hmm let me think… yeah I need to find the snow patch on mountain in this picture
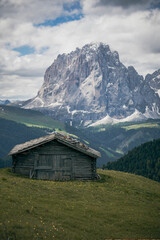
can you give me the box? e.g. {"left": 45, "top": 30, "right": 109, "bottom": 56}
{"left": 23, "top": 43, "right": 160, "bottom": 126}
{"left": 156, "top": 90, "right": 160, "bottom": 97}
{"left": 89, "top": 115, "right": 119, "bottom": 126}
{"left": 145, "top": 70, "right": 160, "bottom": 97}
{"left": 48, "top": 102, "right": 62, "bottom": 108}
{"left": 25, "top": 97, "right": 44, "bottom": 108}
{"left": 89, "top": 108, "right": 160, "bottom": 127}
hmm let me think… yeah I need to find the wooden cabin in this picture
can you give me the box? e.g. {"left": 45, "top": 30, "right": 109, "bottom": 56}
{"left": 9, "top": 133, "right": 101, "bottom": 181}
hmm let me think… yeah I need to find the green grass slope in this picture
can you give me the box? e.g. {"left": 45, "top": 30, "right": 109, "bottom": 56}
{"left": 0, "top": 168, "right": 160, "bottom": 239}
{"left": 0, "top": 105, "right": 65, "bottom": 130}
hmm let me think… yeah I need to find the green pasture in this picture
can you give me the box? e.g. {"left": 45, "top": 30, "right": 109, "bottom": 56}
{"left": 0, "top": 105, "right": 64, "bottom": 131}
{"left": 121, "top": 122, "right": 160, "bottom": 130}
{"left": 0, "top": 168, "right": 160, "bottom": 240}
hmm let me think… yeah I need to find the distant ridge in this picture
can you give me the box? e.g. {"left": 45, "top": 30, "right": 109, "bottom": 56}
{"left": 0, "top": 99, "right": 10, "bottom": 105}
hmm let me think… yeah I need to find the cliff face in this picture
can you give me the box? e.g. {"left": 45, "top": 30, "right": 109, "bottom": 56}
{"left": 24, "top": 43, "right": 160, "bottom": 126}
{"left": 145, "top": 69, "right": 160, "bottom": 97}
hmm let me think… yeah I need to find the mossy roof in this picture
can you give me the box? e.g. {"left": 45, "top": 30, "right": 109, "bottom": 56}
{"left": 9, "top": 132, "right": 101, "bottom": 158}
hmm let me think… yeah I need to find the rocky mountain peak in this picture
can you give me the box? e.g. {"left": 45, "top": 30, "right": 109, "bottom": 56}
{"left": 145, "top": 69, "right": 160, "bottom": 97}
{"left": 24, "top": 42, "right": 160, "bottom": 126}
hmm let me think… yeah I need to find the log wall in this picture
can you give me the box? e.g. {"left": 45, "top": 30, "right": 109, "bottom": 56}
{"left": 12, "top": 140, "right": 97, "bottom": 180}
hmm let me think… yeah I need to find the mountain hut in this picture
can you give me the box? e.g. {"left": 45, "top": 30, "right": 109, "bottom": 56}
{"left": 8, "top": 133, "right": 101, "bottom": 181}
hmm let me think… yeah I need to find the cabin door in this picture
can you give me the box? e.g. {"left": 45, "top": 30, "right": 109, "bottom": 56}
{"left": 58, "top": 155, "right": 72, "bottom": 180}
{"left": 35, "top": 154, "right": 72, "bottom": 180}
{"left": 52, "top": 155, "right": 72, "bottom": 180}
{"left": 35, "top": 154, "right": 53, "bottom": 180}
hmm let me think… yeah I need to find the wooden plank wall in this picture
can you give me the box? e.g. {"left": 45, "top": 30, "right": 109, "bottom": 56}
{"left": 12, "top": 140, "right": 97, "bottom": 180}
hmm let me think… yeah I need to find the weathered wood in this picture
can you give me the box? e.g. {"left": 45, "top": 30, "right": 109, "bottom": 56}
{"left": 9, "top": 133, "right": 101, "bottom": 158}
{"left": 11, "top": 138, "right": 98, "bottom": 180}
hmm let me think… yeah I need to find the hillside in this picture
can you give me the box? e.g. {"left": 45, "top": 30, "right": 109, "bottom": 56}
{"left": 0, "top": 105, "right": 65, "bottom": 130}
{"left": 0, "top": 106, "right": 77, "bottom": 168}
{"left": 104, "top": 139, "right": 160, "bottom": 182}
{"left": 0, "top": 168, "right": 160, "bottom": 239}
{"left": 0, "top": 118, "right": 47, "bottom": 168}
{"left": 68, "top": 120, "right": 160, "bottom": 166}
{"left": 0, "top": 105, "right": 160, "bottom": 167}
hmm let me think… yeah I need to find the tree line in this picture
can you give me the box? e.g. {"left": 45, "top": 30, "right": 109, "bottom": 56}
{"left": 103, "top": 139, "right": 160, "bottom": 182}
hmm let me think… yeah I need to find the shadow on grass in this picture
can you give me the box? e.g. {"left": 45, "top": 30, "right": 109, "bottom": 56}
{"left": 6, "top": 168, "right": 29, "bottom": 179}
{"left": 5, "top": 168, "right": 112, "bottom": 184}
{"left": 97, "top": 174, "right": 112, "bottom": 183}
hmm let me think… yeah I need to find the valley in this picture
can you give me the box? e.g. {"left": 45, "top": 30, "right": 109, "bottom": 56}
{"left": 0, "top": 105, "right": 160, "bottom": 169}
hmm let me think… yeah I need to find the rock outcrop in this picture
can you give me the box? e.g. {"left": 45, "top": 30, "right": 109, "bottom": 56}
{"left": 24, "top": 42, "right": 160, "bottom": 126}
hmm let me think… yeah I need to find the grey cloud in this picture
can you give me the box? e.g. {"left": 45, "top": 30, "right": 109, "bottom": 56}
{"left": 0, "top": 73, "right": 43, "bottom": 100}
{"left": 141, "top": 37, "right": 160, "bottom": 54}
{"left": 151, "top": 45, "right": 160, "bottom": 54}
{"left": 95, "top": 0, "right": 160, "bottom": 9}
{"left": 0, "top": 0, "right": 63, "bottom": 23}
{"left": 0, "top": 0, "right": 81, "bottom": 24}
{"left": 19, "top": 69, "right": 44, "bottom": 78}
{"left": 1, "top": 69, "right": 44, "bottom": 78}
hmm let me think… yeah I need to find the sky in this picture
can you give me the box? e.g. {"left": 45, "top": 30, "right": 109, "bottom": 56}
{"left": 0, "top": 0, "right": 160, "bottom": 101}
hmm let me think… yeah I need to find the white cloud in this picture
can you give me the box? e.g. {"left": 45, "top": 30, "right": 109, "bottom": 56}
{"left": 0, "top": 0, "right": 63, "bottom": 23}
{"left": 0, "top": 0, "right": 160, "bottom": 100}
{"left": 0, "top": 74, "right": 43, "bottom": 100}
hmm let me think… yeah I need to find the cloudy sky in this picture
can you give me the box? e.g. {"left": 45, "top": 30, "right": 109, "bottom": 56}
{"left": 0, "top": 0, "right": 160, "bottom": 100}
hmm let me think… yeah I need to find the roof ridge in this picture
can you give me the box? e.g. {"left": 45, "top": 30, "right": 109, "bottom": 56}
{"left": 9, "top": 133, "right": 101, "bottom": 158}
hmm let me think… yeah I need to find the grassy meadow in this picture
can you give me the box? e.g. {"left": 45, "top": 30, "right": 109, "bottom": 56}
{"left": 0, "top": 105, "right": 65, "bottom": 131}
{"left": 0, "top": 168, "right": 160, "bottom": 240}
{"left": 121, "top": 122, "right": 160, "bottom": 130}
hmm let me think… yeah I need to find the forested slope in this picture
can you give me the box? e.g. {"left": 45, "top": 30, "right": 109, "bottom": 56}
{"left": 104, "top": 139, "right": 160, "bottom": 182}
{"left": 0, "top": 118, "right": 46, "bottom": 167}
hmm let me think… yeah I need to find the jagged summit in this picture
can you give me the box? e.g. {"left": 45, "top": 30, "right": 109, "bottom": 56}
{"left": 24, "top": 42, "right": 160, "bottom": 126}
{"left": 79, "top": 42, "right": 109, "bottom": 51}
{"left": 145, "top": 69, "right": 160, "bottom": 97}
